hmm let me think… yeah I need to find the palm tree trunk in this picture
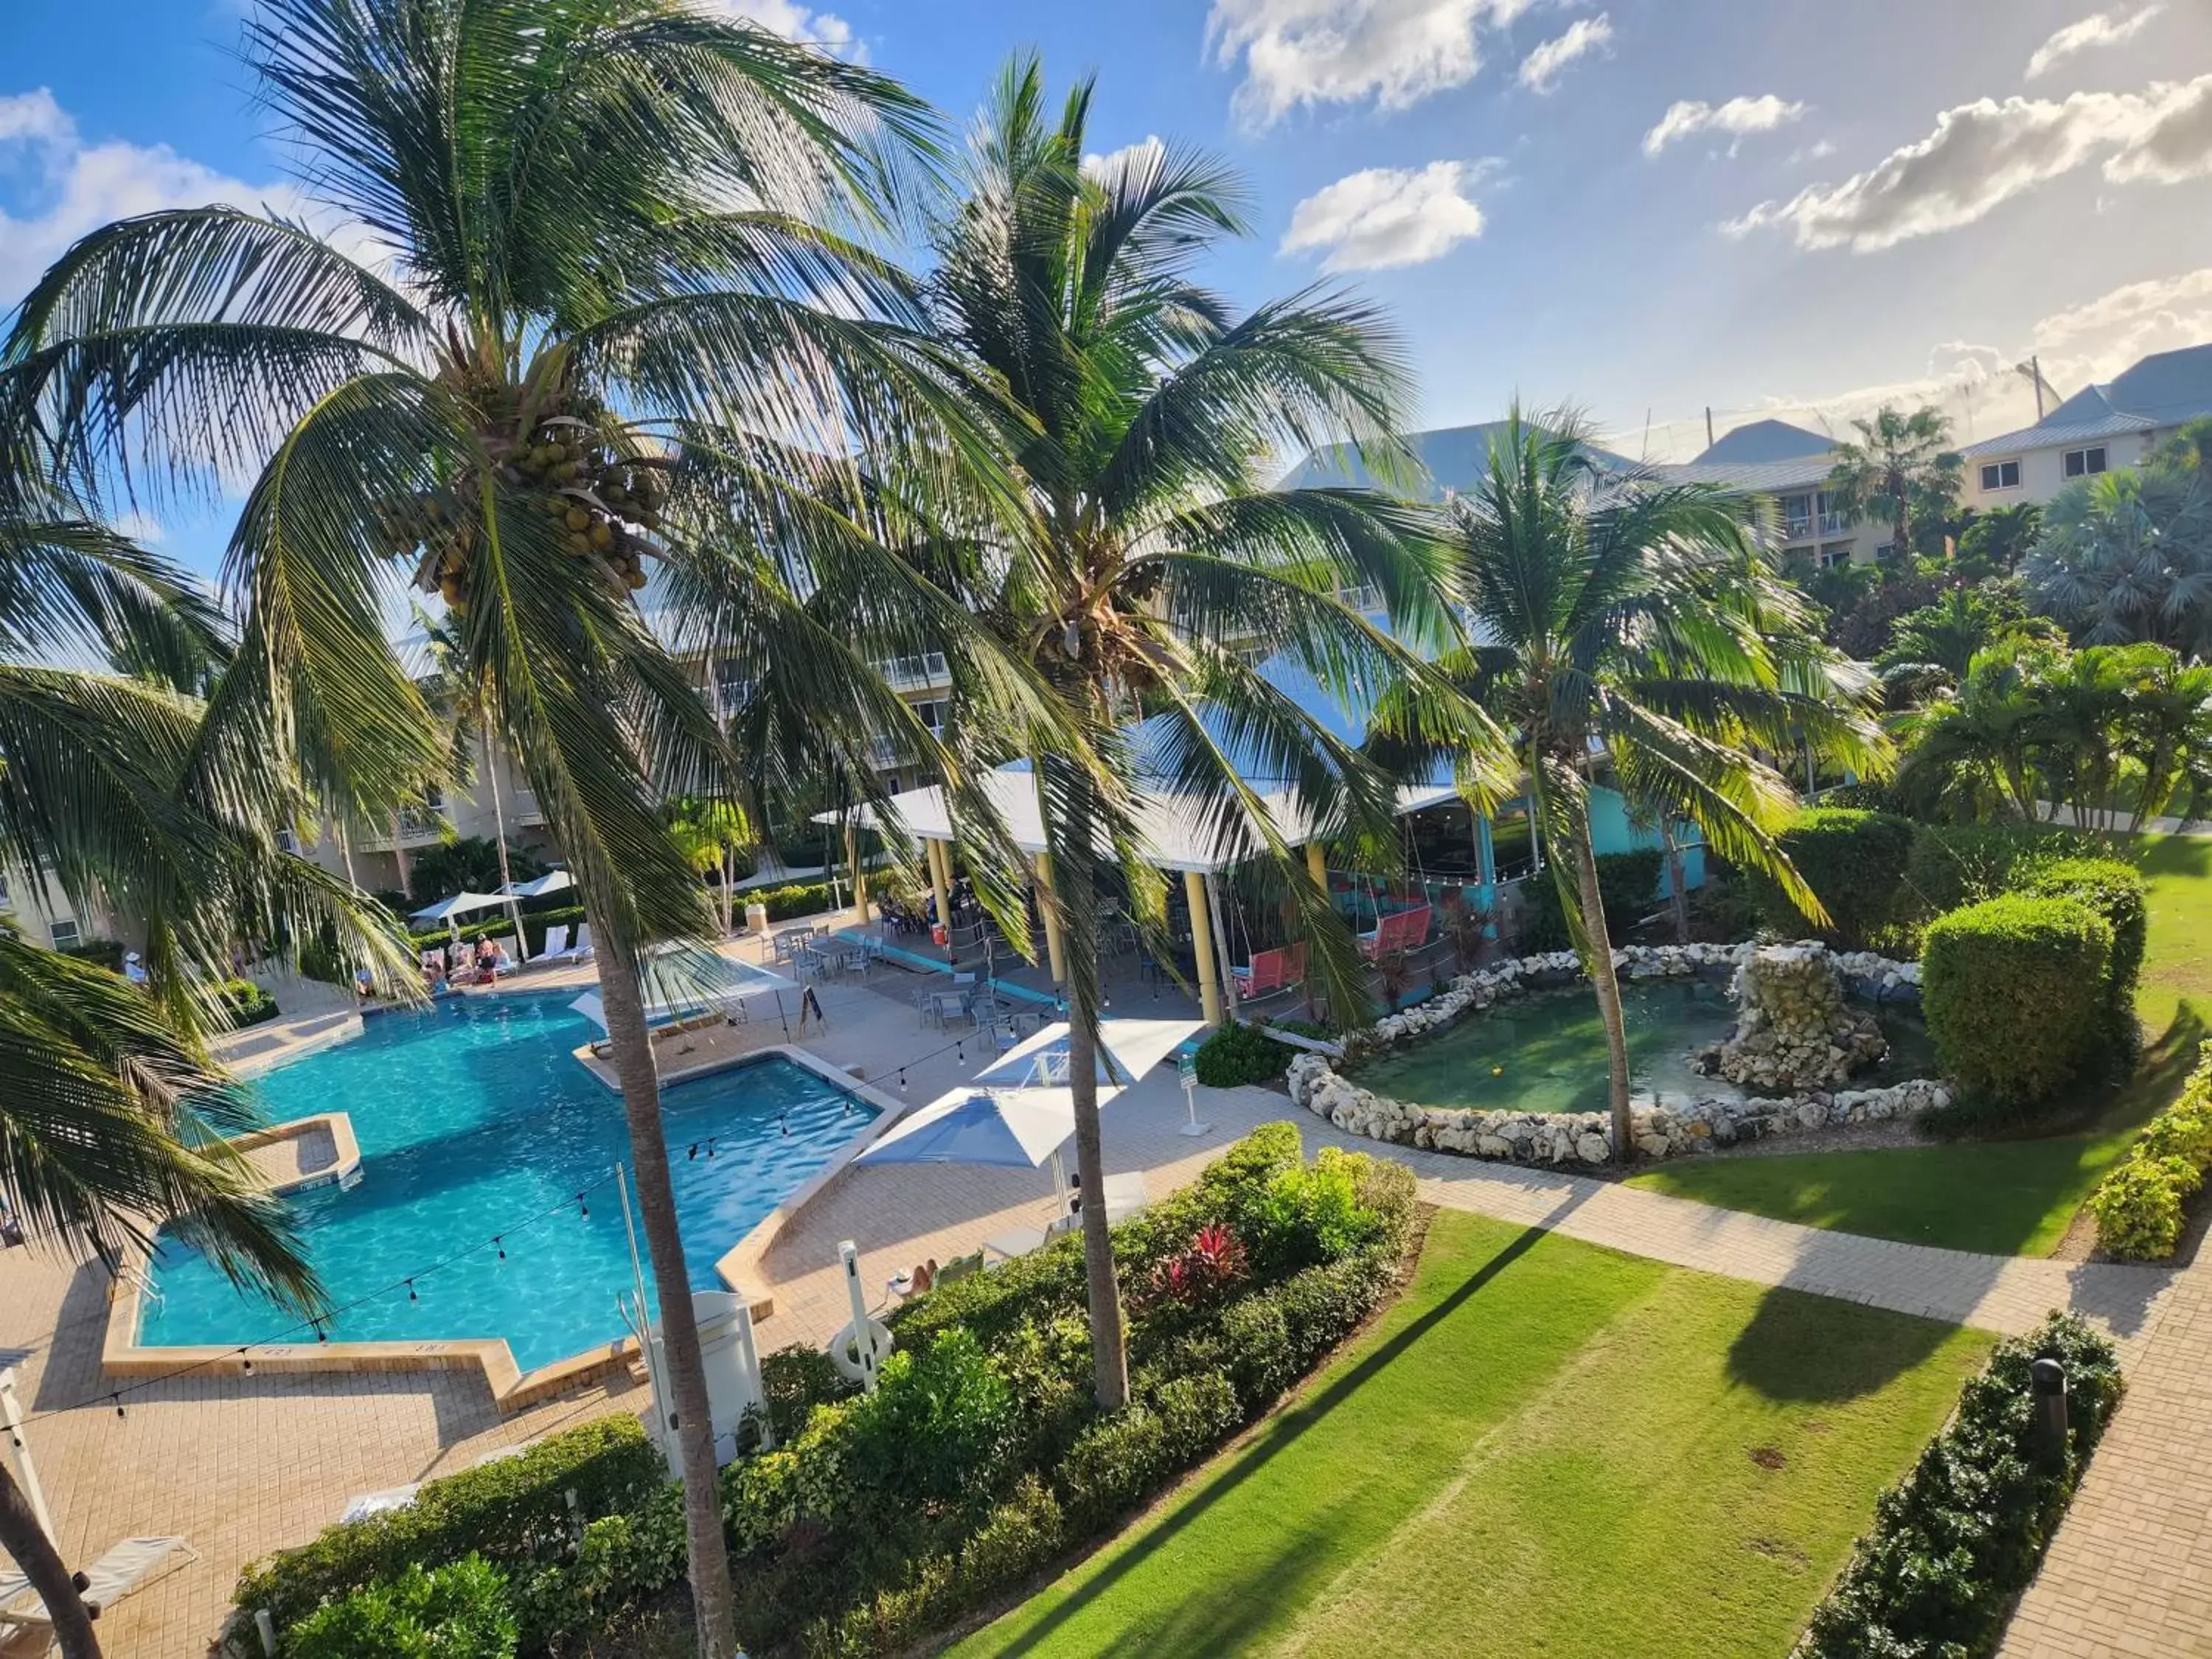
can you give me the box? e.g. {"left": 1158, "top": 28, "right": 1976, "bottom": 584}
{"left": 1659, "top": 821, "right": 1689, "bottom": 945}
{"left": 591, "top": 928, "right": 737, "bottom": 1659}
{"left": 1065, "top": 1009, "right": 1128, "bottom": 1411}
{"left": 391, "top": 814, "right": 411, "bottom": 900}
{"left": 1571, "top": 828, "right": 1635, "bottom": 1161}
{"left": 0, "top": 1461, "right": 97, "bottom": 1658}
{"left": 481, "top": 732, "right": 513, "bottom": 898}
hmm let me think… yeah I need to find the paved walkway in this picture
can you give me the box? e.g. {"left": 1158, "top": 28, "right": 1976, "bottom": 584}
{"left": 2001, "top": 1247, "right": 2212, "bottom": 1656}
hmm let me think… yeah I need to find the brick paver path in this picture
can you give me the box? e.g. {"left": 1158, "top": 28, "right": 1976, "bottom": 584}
{"left": 2001, "top": 1253, "right": 2212, "bottom": 1657}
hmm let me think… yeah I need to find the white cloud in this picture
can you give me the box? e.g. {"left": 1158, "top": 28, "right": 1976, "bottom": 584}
{"left": 1518, "top": 15, "right": 1613, "bottom": 94}
{"left": 2026, "top": 4, "right": 2163, "bottom": 80}
{"left": 1642, "top": 94, "right": 1806, "bottom": 158}
{"left": 1722, "top": 75, "right": 2212, "bottom": 251}
{"left": 2028, "top": 265, "right": 2212, "bottom": 394}
{"left": 1081, "top": 135, "right": 1166, "bottom": 180}
{"left": 1206, "top": 0, "right": 1534, "bottom": 128}
{"left": 700, "top": 0, "right": 860, "bottom": 58}
{"left": 0, "top": 88, "right": 311, "bottom": 305}
{"left": 1280, "top": 160, "right": 1488, "bottom": 271}
{"left": 111, "top": 509, "right": 166, "bottom": 546}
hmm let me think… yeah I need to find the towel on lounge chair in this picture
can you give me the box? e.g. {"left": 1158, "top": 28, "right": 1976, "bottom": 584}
{"left": 0, "top": 1536, "right": 198, "bottom": 1634}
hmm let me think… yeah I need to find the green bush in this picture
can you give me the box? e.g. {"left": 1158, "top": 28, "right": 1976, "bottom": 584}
{"left": 2025, "top": 858, "right": 2149, "bottom": 1055}
{"left": 1921, "top": 894, "right": 2113, "bottom": 1109}
{"left": 757, "top": 880, "right": 838, "bottom": 922}
{"left": 288, "top": 1556, "right": 517, "bottom": 1659}
{"left": 234, "top": 1417, "right": 666, "bottom": 1635}
{"left": 58, "top": 936, "right": 125, "bottom": 973}
{"left": 1748, "top": 808, "right": 1920, "bottom": 951}
{"left": 2087, "top": 1043, "right": 2212, "bottom": 1260}
{"left": 1192, "top": 1021, "right": 1292, "bottom": 1087}
{"left": 1795, "top": 1313, "right": 2124, "bottom": 1659}
{"left": 1521, "top": 849, "right": 1665, "bottom": 952}
{"left": 217, "top": 978, "right": 280, "bottom": 1029}
{"left": 1902, "top": 821, "right": 2099, "bottom": 919}
{"left": 759, "top": 1342, "right": 858, "bottom": 1445}
{"left": 511, "top": 1484, "right": 686, "bottom": 1654}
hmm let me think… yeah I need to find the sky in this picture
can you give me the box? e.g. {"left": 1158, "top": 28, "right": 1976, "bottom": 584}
{"left": 7, "top": 0, "right": 2212, "bottom": 577}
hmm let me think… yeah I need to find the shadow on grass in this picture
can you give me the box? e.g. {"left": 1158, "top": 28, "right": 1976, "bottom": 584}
{"left": 984, "top": 1192, "right": 1590, "bottom": 1658}
{"left": 1724, "top": 1284, "right": 1959, "bottom": 1404}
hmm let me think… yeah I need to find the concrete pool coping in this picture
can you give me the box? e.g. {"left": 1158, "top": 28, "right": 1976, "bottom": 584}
{"left": 98, "top": 1043, "right": 912, "bottom": 1413}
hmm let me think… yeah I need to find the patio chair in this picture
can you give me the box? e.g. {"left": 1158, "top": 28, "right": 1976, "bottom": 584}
{"left": 1232, "top": 942, "right": 1307, "bottom": 1001}
{"left": 490, "top": 936, "right": 520, "bottom": 977}
{"left": 0, "top": 1536, "right": 198, "bottom": 1641}
{"left": 559, "top": 924, "right": 596, "bottom": 965}
{"left": 539, "top": 923, "right": 570, "bottom": 961}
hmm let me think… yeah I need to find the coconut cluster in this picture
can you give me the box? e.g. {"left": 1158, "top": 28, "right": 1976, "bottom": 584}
{"left": 384, "top": 415, "right": 669, "bottom": 607}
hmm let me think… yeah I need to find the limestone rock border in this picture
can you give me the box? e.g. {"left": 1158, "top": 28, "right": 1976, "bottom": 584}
{"left": 1287, "top": 942, "right": 1943, "bottom": 1166}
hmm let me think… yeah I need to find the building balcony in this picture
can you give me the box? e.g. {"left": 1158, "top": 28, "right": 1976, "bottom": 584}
{"left": 1781, "top": 516, "right": 1813, "bottom": 542}
{"left": 1819, "top": 511, "right": 1847, "bottom": 535}
{"left": 874, "top": 652, "right": 951, "bottom": 692}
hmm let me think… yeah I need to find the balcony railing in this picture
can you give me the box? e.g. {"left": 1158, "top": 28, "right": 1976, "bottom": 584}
{"left": 1819, "top": 510, "right": 1847, "bottom": 535}
{"left": 1781, "top": 516, "right": 1813, "bottom": 541}
{"left": 874, "top": 652, "right": 950, "bottom": 692}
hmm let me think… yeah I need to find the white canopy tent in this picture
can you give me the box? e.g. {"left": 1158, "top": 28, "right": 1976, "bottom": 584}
{"left": 407, "top": 890, "right": 509, "bottom": 943}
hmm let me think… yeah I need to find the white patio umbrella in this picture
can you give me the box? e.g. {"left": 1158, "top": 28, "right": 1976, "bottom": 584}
{"left": 497, "top": 869, "right": 573, "bottom": 958}
{"left": 569, "top": 943, "right": 801, "bottom": 1035}
{"left": 971, "top": 1017, "right": 1204, "bottom": 1093}
{"left": 855, "top": 1085, "right": 1087, "bottom": 1205}
{"left": 406, "top": 890, "right": 508, "bottom": 944}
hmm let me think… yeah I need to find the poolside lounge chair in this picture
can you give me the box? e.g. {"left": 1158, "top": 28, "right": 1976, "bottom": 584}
{"left": 560, "top": 925, "right": 595, "bottom": 965}
{"left": 490, "top": 936, "right": 519, "bottom": 977}
{"left": 0, "top": 1536, "right": 198, "bottom": 1642}
{"left": 539, "top": 924, "right": 570, "bottom": 961}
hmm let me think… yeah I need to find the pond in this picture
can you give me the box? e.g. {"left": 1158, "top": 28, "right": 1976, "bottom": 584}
{"left": 1350, "top": 978, "right": 1938, "bottom": 1117}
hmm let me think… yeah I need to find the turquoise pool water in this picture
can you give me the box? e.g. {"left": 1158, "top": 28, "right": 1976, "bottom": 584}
{"left": 139, "top": 992, "right": 873, "bottom": 1370}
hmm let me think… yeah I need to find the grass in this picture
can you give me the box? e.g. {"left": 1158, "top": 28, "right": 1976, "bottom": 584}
{"left": 1625, "top": 832, "right": 2212, "bottom": 1259}
{"left": 950, "top": 1209, "right": 1991, "bottom": 1659}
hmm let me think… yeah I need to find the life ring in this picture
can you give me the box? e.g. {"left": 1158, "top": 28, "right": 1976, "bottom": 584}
{"left": 827, "top": 1316, "right": 893, "bottom": 1382}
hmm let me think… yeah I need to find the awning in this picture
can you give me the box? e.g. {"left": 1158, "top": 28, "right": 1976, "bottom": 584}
{"left": 501, "top": 869, "right": 574, "bottom": 900}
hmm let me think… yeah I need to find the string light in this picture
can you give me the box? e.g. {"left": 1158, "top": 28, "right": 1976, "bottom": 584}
{"left": 577, "top": 1193, "right": 590, "bottom": 1220}
{"left": 406, "top": 1279, "right": 419, "bottom": 1303}
{"left": 687, "top": 1143, "right": 698, "bottom": 1160}
{"left": 112, "top": 1395, "right": 125, "bottom": 1419}
{"left": 495, "top": 1237, "right": 506, "bottom": 1260}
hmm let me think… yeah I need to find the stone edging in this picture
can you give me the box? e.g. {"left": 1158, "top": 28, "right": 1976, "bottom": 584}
{"left": 1287, "top": 942, "right": 1947, "bottom": 1166}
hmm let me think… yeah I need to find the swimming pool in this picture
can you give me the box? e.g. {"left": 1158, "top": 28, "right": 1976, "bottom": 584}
{"left": 139, "top": 992, "right": 874, "bottom": 1371}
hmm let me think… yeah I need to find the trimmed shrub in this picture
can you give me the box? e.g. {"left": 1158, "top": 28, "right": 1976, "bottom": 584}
{"left": 217, "top": 978, "right": 280, "bottom": 1029}
{"left": 1522, "top": 849, "right": 1666, "bottom": 951}
{"left": 2087, "top": 1042, "right": 2212, "bottom": 1260}
{"left": 1795, "top": 1313, "right": 2124, "bottom": 1659}
{"left": 2025, "top": 858, "right": 2149, "bottom": 1056}
{"left": 1902, "top": 821, "right": 2099, "bottom": 919}
{"left": 1192, "top": 1021, "right": 1292, "bottom": 1088}
{"left": 759, "top": 880, "right": 839, "bottom": 922}
{"left": 233, "top": 1417, "right": 665, "bottom": 1634}
{"left": 1749, "top": 808, "right": 1919, "bottom": 951}
{"left": 759, "top": 1342, "right": 858, "bottom": 1445}
{"left": 288, "top": 1555, "right": 517, "bottom": 1658}
{"left": 58, "top": 936, "right": 125, "bottom": 973}
{"left": 1921, "top": 894, "right": 2113, "bottom": 1109}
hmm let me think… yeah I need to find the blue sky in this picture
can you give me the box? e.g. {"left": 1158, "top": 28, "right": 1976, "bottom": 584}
{"left": 7, "top": 0, "right": 2212, "bottom": 574}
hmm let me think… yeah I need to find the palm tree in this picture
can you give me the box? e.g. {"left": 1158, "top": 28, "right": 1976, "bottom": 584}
{"left": 0, "top": 7, "right": 1047, "bottom": 1649}
{"left": 906, "top": 58, "right": 1485, "bottom": 1410}
{"left": 416, "top": 606, "right": 519, "bottom": 908}
{"left": 1872, "top": 583, "right": 2061, "bottom": 703}
{"left": 1891, "top": 637, "right": 2063, "bottom": 823}
{"left": 1825, "top": 404, "right": 1963, "bottom": 562}
{"left": 664, "top": 793, "right": 754, "bottom": 933}
{"left": 0, "top": 485, "right": 413, "bottom": 1657}
{"left": 1393, "top": 411, "right": 1885, "bottom": 1161}
{"left": 2026, "top": 465, "right": 2212, "bottom": 658}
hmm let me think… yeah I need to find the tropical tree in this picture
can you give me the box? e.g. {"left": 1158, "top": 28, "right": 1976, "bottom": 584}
{"left": 2025, "top": 464, "right": 2212, "bottom": 658}
{"left": 0, "top": 479, "right": 414, "bottom": 1655}
{"left": 1891, "top": 638, "right": 2058, "bottom": 824}
{"left": 664, "top": 793, "right": 754, "bottom": 933}
{"left": 1953, "top": 501, "right": 2042, "bottom": 579}
{"left": 1872, "top": 582, "right": 2061, "bottom": 704}
{"left": 1394, "top": 411, "right": 1887, "bottom": 1161}
{"left": 905, "top": 58, "right": 1485, "bottom": 1410}
{"left": 0, "top": 6, "right": 1052, "bottom": 1649}
{"left": 414, "top": 606, "right": 524, "bottom": 907}
{"left": 1825, "top": 404, "right": 1963, "bottom": 562}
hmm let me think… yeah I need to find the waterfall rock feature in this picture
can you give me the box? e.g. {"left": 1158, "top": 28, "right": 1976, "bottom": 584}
{"left": 1697, "top": 943, "right": 1888, "bottom": 1095}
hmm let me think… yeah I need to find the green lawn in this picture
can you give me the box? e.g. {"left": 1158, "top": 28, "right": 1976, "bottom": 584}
{"left": 1627, "top": 832, "right": 2211, "bottom": 1259}
{"left": 950, "top": 1209, "right": 1990, "bottom": 1659}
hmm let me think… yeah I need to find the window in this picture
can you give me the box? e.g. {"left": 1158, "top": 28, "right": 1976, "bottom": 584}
{"left": 276, "top": 827, "right": 299, "bottom": 855}
{"left": 49, "top": 918, "right": 80, "bottom": 950}
{"left": 912, "top": 698, "right": 949, "bottom": 735}
{"left": 1816, "top": 543, "right": 1852, "bottom": 569}
{"left": 1815, "top": 491, "right": 1846, "bottom": 534}
{"left": 1980, "top": 459, "right": 2023, "bottom": 491}
{"left": 1779, "top": 493, "right": 1813, "bottom": 539}
{"left": 2064, "top": 446, "right": 2107, "bottom": 479}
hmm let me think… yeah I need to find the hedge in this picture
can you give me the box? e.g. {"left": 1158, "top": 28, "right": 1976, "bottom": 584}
{"left": 1750, "top": 807, "right": 1919, "bottom": 952}
{"left": 290, "top": 1555, "right": 518, "bottom": 1658}
{"left": 232, "top": 1416, "right": 667, "bottom": 1634}
{"left": 2087, "top": 1041, "right": 2212, "bottom": 1259}
{"left": 250, "top": 1126, "right": 1418, "bottom": 1658}
{"left": 58, "top": 936, "right": 125, "bottom": 973}
{"left": 1902, "top": 821, "right": 2100, "bottom": 921}
{"left": 1192, "top": 1020, "right": 1293, "bottom": 1087}
{"left": 217, "top": 978, "right": 280, "bottom": 1029}
{"left": 1794, "top": 1312, "right": 2123, "bottom": 1659}
{"left": 1522, "top": 849, "right": 1666, "bottom": 952}
{"left": 2024, "top": 858, "right": 2148, "bottom": 1054}
{"left": 1921, "top": 894, "right": 2113, "bottom": 1110}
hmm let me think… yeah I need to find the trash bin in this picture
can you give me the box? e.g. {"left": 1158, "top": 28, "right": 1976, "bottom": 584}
{"left": 745, "top": 900, "right": 768, "bottom": 935}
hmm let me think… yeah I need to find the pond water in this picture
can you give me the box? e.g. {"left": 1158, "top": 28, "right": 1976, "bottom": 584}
{"left": 1350, "top": 978, "right": 1938, "bottom": 1117}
